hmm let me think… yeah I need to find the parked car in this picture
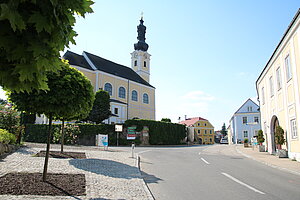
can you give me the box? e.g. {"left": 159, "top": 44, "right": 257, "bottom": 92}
{"left": 220, "top": 138, "right": 228, "bottom": 144}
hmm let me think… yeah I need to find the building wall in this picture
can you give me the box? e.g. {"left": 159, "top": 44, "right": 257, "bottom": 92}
{"left": 194, "top": 120, "right": 214, "bottom": 144}
{"left": 256, "top": 13, "right": 300, "bottom": 161}
{"left": 233, "top": 113, "right": 261, "bottom": 143}
{"left": 73, "top": 66, "right": 155, "bottom": 123}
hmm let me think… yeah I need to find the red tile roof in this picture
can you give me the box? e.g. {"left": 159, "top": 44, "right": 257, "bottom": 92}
{"left": 179, "top": 117, "right": 208, "bottom": 126}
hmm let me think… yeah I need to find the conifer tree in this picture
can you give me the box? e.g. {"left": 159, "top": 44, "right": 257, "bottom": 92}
{"left": 88, "top": 90, "right": 111, "bottom": 124}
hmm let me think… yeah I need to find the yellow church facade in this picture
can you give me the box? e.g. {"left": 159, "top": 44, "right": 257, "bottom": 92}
{"left": 63, "top": 18, "right": 155, "bottom": 124}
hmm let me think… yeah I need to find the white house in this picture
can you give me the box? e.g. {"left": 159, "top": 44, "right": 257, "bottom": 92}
{"left": 229, "top": 99, "right": 261, "bottom": 144}
{"left": 256, "top": 9, "right": 300, "bottom": 160}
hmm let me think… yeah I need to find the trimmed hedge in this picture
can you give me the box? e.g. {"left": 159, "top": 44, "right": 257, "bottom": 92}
{"left": 24, "top": 124, "right": 61, "bottom": 143}
{"left": 24, "top": 123, "right": 121, "bottom": 146}
{"left": 125, "top": 119, "right": 186, "bottom": 145}
{"left": 24, "top": 120, "right": 186, "bottom": 146}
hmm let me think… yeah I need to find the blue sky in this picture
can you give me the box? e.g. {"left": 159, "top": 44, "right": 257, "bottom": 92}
{"left": 1, "top": 0, "right": 299, "bottom": 129}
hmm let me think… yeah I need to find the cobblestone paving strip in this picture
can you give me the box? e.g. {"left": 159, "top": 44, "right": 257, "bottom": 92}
{"left": 0, "top": 145, "right": 151, "bottom": 200}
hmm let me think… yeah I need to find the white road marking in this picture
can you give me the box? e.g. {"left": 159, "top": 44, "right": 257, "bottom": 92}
{"left": 137, "top": 150, "right": 152, "bottom": 155}
{"left": 201, "top": 157, "right": 210, "bottom": 164}
{"left": 221, "top": 172, "right": 265, "bottom": 195}
{"left": 198, "top": 152, "right": 201, "bottom": 155}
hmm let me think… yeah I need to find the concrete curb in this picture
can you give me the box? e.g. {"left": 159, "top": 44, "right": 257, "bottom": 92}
{"left": 135, "top": 155, "right": 155, "bottom": 200}
{"left": 235, "top": 146, "right": 300, "bottom": 177}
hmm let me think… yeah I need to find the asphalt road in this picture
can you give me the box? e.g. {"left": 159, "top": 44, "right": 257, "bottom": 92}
{"left": 132, "top": 145, "right": 300, "bottom": 200}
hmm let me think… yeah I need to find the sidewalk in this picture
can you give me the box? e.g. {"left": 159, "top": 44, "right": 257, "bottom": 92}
{"left": 0, "top": 143, "right": 153, "bottom": 200}
{"left": 236, "top": 144, "right": 300, "bottom": 176}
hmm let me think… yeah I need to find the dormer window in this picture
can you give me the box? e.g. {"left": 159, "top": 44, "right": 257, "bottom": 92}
{"left": 144, "top": 61, "right": 146, "bottom": 67}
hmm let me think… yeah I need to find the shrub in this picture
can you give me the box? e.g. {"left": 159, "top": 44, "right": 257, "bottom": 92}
{"left": 244, "top": 138, "right": 248, "bottom": 143}
{"left": 52, "top": 124, "right": 81, "bottom": 145}
{"left": 275, "top": 126, "right": 285, "bottom": 149}
{"left": 125, "top": 119, "right": 186, "bottom": 145}
{"left": 0, "top": 105, "right": 20, "bottom": 135}
{"left": 0, "top": 129, "right": 16, "bottom": 144}
{"left": 257, "top": 130, "right": 265, "bottom": 145}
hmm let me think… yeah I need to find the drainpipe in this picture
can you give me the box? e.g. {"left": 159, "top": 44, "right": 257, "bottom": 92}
{"left": 127, "top": 79, "right": 129, "bottom": 120}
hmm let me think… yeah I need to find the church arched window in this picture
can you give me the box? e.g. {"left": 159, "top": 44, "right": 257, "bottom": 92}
{"left": 104, "top": 83, "right": 112, "bottom": 96}
{"left": 143, "top": 93, "right": 149, "bottom": 104}
{"left": 134, "top": 60, "right": 137, "bottom": 66}
{"left": 132, "top": 90, "right": 138, "bottom": 101}
{"left": 118, "top": 87, "right": 126, "bottom": 99}
{"left": 144, "top": 61, "right": 147, "bottom": 67}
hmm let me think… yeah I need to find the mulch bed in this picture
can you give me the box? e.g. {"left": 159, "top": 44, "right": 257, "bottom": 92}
{"left": 36, "top": 151, "right": 86, "bottom": 159}
{"left": 0, "top": 173, "right": 86, "bottom": 196}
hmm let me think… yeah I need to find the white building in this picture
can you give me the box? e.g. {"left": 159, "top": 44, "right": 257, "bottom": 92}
{"left": 256, "top": 9, "right": 300, "bottom": 160}
{"left": 229, "top": 99, "right": 261, "bottom": 144}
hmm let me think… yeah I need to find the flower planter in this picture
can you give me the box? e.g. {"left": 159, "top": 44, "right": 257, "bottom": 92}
{"left": 259, "top": 145, "right": 265, "bottom": 152}
{"left": 278, "top": 149, "right": 288, "bottom": 158}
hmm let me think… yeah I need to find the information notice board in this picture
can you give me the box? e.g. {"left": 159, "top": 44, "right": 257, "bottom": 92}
{"left": 127, "top": 127, "right": 136, "bottom": 140}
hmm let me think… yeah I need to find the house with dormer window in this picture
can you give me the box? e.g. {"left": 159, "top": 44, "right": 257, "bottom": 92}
{"left": 228, "top": 99, "right": 261, "bottom": 144}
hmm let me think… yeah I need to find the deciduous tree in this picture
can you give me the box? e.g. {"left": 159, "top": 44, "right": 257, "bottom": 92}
{"left": 8, "top": 64, "right": 94, "bottom": 181}
{"left": 0, "top": 0, "right": 93, "bottom": 92}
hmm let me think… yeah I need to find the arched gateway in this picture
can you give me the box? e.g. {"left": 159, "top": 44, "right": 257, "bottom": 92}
{"left": 270, "top": 115, "right": 279, "bottom": 154}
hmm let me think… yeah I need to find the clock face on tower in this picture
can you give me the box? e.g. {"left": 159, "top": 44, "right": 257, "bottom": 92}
{"left": 134, "top": 53, "right": 138, "bottom": 58}
{"left": 144, "top": 54, "right": 147, "bottom": 59}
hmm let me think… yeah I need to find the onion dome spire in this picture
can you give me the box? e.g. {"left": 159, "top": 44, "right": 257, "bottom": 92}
{"left": 134, "top": 16, "right": 149, "bottom": 51}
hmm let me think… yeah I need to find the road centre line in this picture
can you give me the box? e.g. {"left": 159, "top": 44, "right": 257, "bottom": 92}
{"left": 200, "top": 157, "right": 210, "bottom": 164}
{"left": 221, "top": 172, "right": 265, "bottom": 195}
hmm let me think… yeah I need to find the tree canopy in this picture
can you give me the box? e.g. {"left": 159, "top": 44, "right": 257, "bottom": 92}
{"left": 0, "top": 0, "right": 93, "bottom": 92}
{"left": 8, "top": 63, "right": 95, "bottom": 181}
{"left": 88, "top": 90, "right": 111, "bottom": 124}
{"left": 220, "top": 123, "right": 227, "bottom": 136}
{"left": 8, "top": 63, "right": 95, "bottom": 119}
{"left": 161, "top": 118, "right": 171, "bottom": 122}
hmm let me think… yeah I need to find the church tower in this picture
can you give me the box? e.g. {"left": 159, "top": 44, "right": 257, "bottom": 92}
{"left": 131, "top": 17, "right": 151, "bottom": 83}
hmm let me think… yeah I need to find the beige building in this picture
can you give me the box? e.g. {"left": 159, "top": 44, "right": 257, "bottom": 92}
{"left": 179, "top": 117, "right": 214, "bottom": 145}
{"left": 63, "top": 18, "right": 155, "bottom": 124}
{"left": 256, "top": 9, "right": 300, "bottom": 161}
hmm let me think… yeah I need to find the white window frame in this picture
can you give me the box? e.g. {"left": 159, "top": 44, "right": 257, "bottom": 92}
{"left": 131, "top": 90, "right": 138, "bottom": 101}
{"left": 276, "top": 67, "right": 282, "bottom": 90}
{"left": 118, "top": 87, "right": 126, "bottom": 99}
{"left": 143, "top": 93, "right": 149, "bottom": 104}
{"left": 243, "top": 130, "right": 248, "bottom": 138}
{"left": 269, "top": 76, "right": 274, "bottom": 97}
{"left": 261, "top": 87, "right": 265, "bottom": 105}
{"left": 291, "top": 119, "right": 298, "bottom": 139}
{"left": 104, "top": 83, "right": 113, "bottom": 96}
{"left": 285, "top": 54, "right": 292, "bottom": 81}
{"left": 242, "top": 117, "right": 247, "bottom": 124}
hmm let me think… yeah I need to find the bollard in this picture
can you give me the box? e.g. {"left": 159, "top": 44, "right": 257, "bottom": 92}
{"left": 131, "top": 142, "right": 135, "bottom": 158}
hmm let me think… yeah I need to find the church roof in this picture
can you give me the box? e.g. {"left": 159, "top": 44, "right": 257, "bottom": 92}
{"left": 63, "top": 51, "right": 154, "bottom": 88}
{"left": 63, "top": 51, "right": 93, "bottom": 70}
